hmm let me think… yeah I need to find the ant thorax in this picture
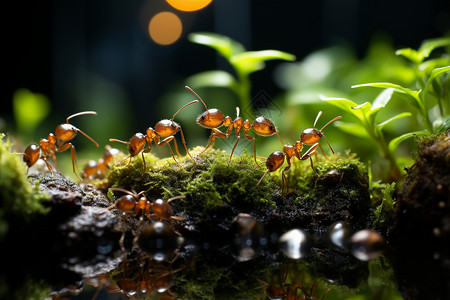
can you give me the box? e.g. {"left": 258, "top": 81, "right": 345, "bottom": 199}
{"left": 155, "top": 119, "right": 180, "bottom": 137}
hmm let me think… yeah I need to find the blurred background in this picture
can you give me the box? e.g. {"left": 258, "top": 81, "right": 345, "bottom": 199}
{"left": 3, "top": 0, "right": 450, "bottom": 178}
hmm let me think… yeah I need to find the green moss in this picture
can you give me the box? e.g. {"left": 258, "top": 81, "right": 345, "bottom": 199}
{"left": 106, "top": 146, "right": 279, "bottom": 215}
{"left": 0, "top": 133, "right": 50, "bottom": 240}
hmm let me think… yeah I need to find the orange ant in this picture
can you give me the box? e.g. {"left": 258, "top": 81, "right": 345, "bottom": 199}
{"left": 18, "top": 111, "right": 99, "bottom": 179}
{"left": 256, "top": 143, "right": 320, "bottom": 194}
{"left": 109, "top": 100, "right": 198, "bottom": 169}
{"left": 106, "top": 188, "right": 185, "bottom": 222}
{"left": 185, "top": 86, "right": 284, "bottom": 164}
{"left": 82, "top": 145, "right": 120, "bottom": 179}
{"left": 301, "top": 111, "right": 341, "bottom": 158}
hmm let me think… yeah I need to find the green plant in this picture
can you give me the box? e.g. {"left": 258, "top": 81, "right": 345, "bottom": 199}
{"left": 321, "top": 37, "right": 450, "bottom": 181}
{"left": 187, "top": 32, "right": 296, "bottom": 119}
{"left": 353, "top": 37, "right": 450, "bottom": 133}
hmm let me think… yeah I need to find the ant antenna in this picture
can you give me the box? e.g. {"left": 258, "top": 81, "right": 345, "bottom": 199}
{"left": 319, "top": 115, "right": 341, "bottom": 154}
{"left": 313, "top": 111, "right": 323, "bottom": 128}
{"left": 66, "top": 111, "right": 99, "bottom": 147}
{"left": 171, "top": 100, "right": 199, "bottom": 121}
{"left": 320, "top": 115, "right": 342, "bottom": 132}
{"left": 185, "top": 85, "right": 208, "bottom": 111}
{"left": 66, "top": 111, "right": 97, "bottom": 123}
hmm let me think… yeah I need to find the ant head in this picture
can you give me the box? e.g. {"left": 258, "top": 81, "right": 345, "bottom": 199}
{"left": 266, "top": 151, "right": 285, "bottom": 172}
{"left": 23, "top": 144, "right": 40, "bottom": 167}
{"left": 196, "top": 109, "right": 224, "bottom": 128}
{"left": 252, "top": 116, "right": 276, "bottom": 136}
{"left": 128, "top": 133, "right": 146, "bottom": 156}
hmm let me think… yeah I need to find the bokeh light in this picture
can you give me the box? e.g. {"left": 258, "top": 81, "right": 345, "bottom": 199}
{"left": 166, "top": 0, "right": 213, "bottom": 12}
{"left": 148, "top": 11, "right": 183, "bottom": 45}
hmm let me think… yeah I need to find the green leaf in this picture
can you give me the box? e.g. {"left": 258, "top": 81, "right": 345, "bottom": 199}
{"left": 423, "top": 66, "right": 450, "bottom": 100}
{"left": 395, "top": 48, "right": 422, "bottom": 64}
{"left": 418, "top": 37, "right": 450, "bottom": 60}
{"left": 352, "top": 82, "right": 422, "bottom": 110}
{"left": 13, "top": 88, "right": 51, "bottom": 136}
{"left": 433, "top": 115, "right": 450, "bottom": 132}
{"left": 186, "top": 70, "right": 239, "bottom": 94}
{"left": 396, "top": 37, "right": 450, "bottom": 64}
{"left": 230, "top": 50, "right": 296, "bottom": 75}
{"left": 320, "top": 96, "right": 366, "bottom": 121}
{"left": 376, "top": 112, "right": 411, "bottom": 130}
{"left": 367, "top": 88, "right": 395, "bottom": 124}
{"left": 188, "top": 32, "right": 245, "bottom": 60}
{"left": 388, "top": 130, "right": 429, "bottom": 154}
{"left": 333, "top": 121, "right": 370, "bottom": 138}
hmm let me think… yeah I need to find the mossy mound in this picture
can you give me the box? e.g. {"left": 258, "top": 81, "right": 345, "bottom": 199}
{"left": 391, "top": 130, "right": 450, "bottom": 299}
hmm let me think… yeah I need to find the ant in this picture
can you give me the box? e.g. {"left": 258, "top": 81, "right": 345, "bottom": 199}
{"left": 300, "top": 111, "right": 341, "bottom": 158}
{"left": 109, "top": 100, "right": 198, "bottom": 170}
{"left": 185, "top": 86, "right": 284, "bottom": 164}
{"left": 18, "top": 111, "right": 99, "bottom": 180}
{"left": 255, "top": 143, "right": 320, "bottom": 194}
{"left": 106, "top": 188, "right": 185, "bottom": 222}
{"left": 81, "top": 145, "right": 120, "bottom": 179}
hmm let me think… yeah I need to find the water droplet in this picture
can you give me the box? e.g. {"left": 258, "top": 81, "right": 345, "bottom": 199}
{"left": 349, "top": 229, "right": 386, "bottom": 261}
{"left": 327, "top": 221, "right": 353, "bottom": 248}
{"left": 278, "top": 229, "right": 311, "bottom": 259}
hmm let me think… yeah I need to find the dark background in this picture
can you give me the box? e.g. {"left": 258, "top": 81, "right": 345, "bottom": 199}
{"left": 4, "top": 0, "right": 450, "bottom": 134}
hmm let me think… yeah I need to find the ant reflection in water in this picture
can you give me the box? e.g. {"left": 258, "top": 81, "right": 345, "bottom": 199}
{"left": 257, "top": 263, "right": 330, "bottom": 300}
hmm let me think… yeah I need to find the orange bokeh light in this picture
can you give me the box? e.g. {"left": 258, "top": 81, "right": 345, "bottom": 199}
{"left": 148, "top": 12, "right": 183, "bottom": 45}
{"left": 166, "top": 0, "right": 213, "bottom": 12}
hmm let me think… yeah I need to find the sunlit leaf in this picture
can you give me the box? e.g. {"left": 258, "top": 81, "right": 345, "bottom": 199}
{"left": 388, "top": 130, "right": 429, "bottom": 154}
{"left": 333, "top": 121, "right": 370, "bottom": 138}
{"left": 13, "top": 88, "right": 51, "bottom": 135}
{"left": 376, "top": 112, "right": 411, "bottom": 130}
{"left": 395, "top": 48, "right": 421, "bottom": 64}
{"left": 366, "top": 88, "right": 395, "bottom": 124}
{"left": 352, "top": 82, "right": 422, "bottom": 110}
{"left": 418, "top": 57, "right": 450, "bottom": 74}
{"left": 433, "top": 115, "right": 450, "bottom": 132}
{"left": 423, "top": 66, "right": 450, "bottom": 100}
{"left": 372, "top": 88, "right": 394, "bottom": 110}
{"left": 188, "top": 32, "right": 245, "bottom": 60}
{"left": 320, "top": 96, "right": 366, "bottom": 121}
{"left": 186, "top": 70, "right": 239, "bottom": 94}
{"left": 418, "top": 37, "right": 450, "bottom": 60}
{"left": 230, "top": 50, "right": 296, "bottom": 75}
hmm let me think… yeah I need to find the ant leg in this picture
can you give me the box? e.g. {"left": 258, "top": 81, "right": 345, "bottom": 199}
{"left": 42, "top": 157, "right": 55, "bottom": 176}
{"left": 281, "top": 158, "right": 292, "bottom": 194}
{"left": 228, "top": 134, "right": 241, "bottom": 166}
{"left": 243, "top": 132, "right": 257, "bottom": 164}
{"left": 158, "top": 136, "right": 182, "bottom": 167}
{"left": 257, "top": 170, "right": 270, "bottom": 186}
{"left": 178, "top": 127, "right": 194, "bottom": 159}
{"left": 318, "top": 144, "right": 330, "bottom": 160}
{"left": 172, "top": 138, "right": 183, "bottom": 158}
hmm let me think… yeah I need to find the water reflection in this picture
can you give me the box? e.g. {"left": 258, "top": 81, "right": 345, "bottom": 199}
{"left": 55, "top": 214, "right": 388, "bottom": 299}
